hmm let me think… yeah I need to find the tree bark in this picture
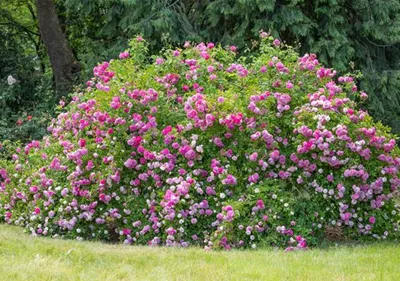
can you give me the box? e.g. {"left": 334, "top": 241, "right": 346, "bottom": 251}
{"left": 35, "top": 0, "right": 81, "bottom": 97}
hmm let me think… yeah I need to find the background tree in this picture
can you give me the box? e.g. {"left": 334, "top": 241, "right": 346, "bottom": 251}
{"left": 36, "top": 0, "right": 81, "bottom": 97}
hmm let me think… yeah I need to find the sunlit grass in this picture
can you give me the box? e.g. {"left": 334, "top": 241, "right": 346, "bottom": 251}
{"left": 0, "top": 224, "right": 399, "bottom": 281}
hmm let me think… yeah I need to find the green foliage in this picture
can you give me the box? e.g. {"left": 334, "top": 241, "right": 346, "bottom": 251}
{"left": 360, "top": 71, "right": 400, "bottom": 135}
{"left": 0, "top": 0, "right": 57, "bottom": 142}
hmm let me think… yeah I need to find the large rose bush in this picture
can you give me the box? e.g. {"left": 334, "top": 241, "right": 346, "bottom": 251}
{"left": 1, "top": 34, "right": 399, "bottom": 250}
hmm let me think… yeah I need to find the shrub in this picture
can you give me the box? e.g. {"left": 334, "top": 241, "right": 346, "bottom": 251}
{"left": 1, "top": 34, "right": 399, "bottom": 250}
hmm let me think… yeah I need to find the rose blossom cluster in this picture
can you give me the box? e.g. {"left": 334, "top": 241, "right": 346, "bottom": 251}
{"left": 1, "top": 35, "right": 399, "bottom": 251}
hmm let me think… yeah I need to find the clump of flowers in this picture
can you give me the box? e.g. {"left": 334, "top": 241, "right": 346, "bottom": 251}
{"left": 1, "top": 34, "right": 399, "bottom": 250}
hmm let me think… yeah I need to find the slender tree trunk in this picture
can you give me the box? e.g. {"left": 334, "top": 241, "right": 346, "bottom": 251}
{"left": 35, "top": 0, "right": 81, "bottom": 97}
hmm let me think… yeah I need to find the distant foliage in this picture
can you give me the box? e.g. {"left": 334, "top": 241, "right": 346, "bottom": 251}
{"left": 1, "top": 36, "right": 399, "bottom": 250}
{"left": 0, "top": 0, "right": 56, "bottom": 142}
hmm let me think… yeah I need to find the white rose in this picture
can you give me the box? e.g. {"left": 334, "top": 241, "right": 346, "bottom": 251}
{"left": 7, "top": 75, "right": 17, "bottom": 85}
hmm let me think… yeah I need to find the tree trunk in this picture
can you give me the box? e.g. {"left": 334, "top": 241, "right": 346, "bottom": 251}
{"left": 35, "top": 0, "right": 81, "bottom": 97}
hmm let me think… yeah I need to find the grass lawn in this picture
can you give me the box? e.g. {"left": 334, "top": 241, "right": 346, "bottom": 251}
{"left": 0, "top": 224, "right": 399, "bottom": 281}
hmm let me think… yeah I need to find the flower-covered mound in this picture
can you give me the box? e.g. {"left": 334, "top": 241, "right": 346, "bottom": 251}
{"left": 1, "top": 34, "right": 400, "bottom": 251}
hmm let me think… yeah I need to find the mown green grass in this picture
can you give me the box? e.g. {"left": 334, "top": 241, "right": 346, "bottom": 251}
{"left": 0, "top": 224, "right": 399, "bottom": 281}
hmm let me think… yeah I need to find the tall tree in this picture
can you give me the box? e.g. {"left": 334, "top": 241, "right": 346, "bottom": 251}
{"left": 35, "top": 0, "right": 80, "bottom": 97}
